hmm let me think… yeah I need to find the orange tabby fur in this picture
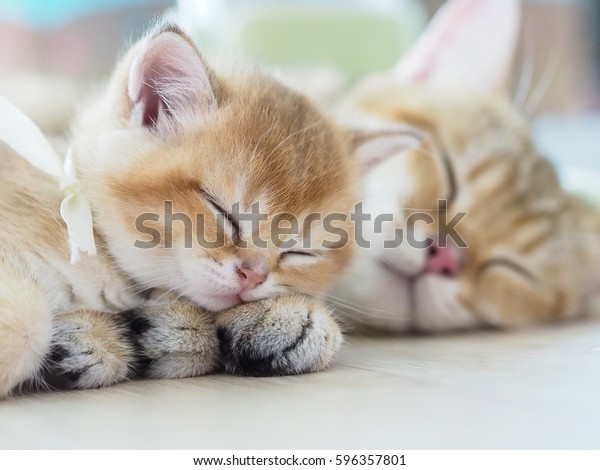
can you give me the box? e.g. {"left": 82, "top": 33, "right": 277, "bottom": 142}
{"left": 0, "top": 23, "right": 378, "bottom": 396}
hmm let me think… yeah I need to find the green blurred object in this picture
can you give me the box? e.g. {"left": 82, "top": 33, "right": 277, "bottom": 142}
{"left": 240, "top": 8, "right": 420, "bottom": 78}
{"left": 177, "top": 0, "right": 426, "bottom": 79}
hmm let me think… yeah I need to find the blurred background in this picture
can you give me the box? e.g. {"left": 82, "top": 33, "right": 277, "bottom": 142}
{"left": 0, "top": 0, "right": 598, "bottom": 195}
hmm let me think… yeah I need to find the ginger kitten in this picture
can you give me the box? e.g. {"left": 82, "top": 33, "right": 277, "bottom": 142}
{"left": 0, "top": 23, "right": 402, "bottom": 396}
{"left": 331, "top": 0, "right": 600, "bottom": 332}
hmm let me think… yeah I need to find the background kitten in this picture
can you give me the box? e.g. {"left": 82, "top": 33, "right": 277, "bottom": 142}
{"left": 330, "top": 0, "right": 600, "bottom": 333}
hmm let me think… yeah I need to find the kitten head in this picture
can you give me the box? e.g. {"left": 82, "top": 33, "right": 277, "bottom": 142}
{"left": 71, "top": 24, "right": 378, "bottom": 312}
{"left": 332, "top": 0, "right": 600, "bottom": 332}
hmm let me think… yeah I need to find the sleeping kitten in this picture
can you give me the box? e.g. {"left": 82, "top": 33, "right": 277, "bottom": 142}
{"left": 330, "top": 0, "right": 600, "bottom": 332}
{"left": 0, "top": 23, "right": 402, "bottom": 396}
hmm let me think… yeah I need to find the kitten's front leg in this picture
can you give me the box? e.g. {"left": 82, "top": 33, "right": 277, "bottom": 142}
{"left": 50, "top": 302, "right": 219, "bottom": 389}
{"left": 121, "top": 302, "right": 219, "bottom": 379}
{"left": 50, "top": 310, "right": 134, "bottom": 389}
{"left": 217, "top": 295, "right": 342, "bottom": 376}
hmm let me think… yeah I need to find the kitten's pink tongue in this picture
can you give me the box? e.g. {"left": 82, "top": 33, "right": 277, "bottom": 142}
{"left": 423, "top": 243, "right": 460, "bottom": 276}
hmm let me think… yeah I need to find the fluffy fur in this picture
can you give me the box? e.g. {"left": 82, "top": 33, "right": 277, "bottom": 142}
{"left": 330, "top": 0, "right": 600, "bottom": 332}
{"left": 0, "top": 23, "right": 374, "bottom": 396}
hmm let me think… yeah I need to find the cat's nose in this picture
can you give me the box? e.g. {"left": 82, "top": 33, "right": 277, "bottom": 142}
{"left": 237, "top": 267, "right": 266, "bottom": 291}
{"left": 423, "top": 241, "right": 461, "bottom": 277}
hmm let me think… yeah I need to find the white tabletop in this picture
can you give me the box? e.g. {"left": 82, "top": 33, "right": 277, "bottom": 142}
{"left": 2, "top": 314, "right": 600, "bottom": 449}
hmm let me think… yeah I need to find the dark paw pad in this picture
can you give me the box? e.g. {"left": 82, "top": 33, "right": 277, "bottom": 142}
{"left": 216, "top": 296, "right": 342, "bottom": 377}
{"left": 217, "top": 325, "right": 306, "bottom": 377}
{"left": 46, "top": 343, "right": 90, "bottom": 388}
{"left": 49, "top": 344, "right": 69, "bottom": 363}
{"left": 118, "top": 309, "right": 155, "bottom": 378}
{"left": 48, "top": 310, "right": 135, "bottom": 389}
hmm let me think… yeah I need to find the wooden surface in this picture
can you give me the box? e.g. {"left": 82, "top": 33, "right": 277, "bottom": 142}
{"left": 1, "top": 315, "right": 599, "bottom": 449}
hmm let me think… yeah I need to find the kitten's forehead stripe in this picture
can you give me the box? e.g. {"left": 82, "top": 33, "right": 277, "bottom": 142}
{"left": 441, "top": 154, "right": 456, "bottom": 206}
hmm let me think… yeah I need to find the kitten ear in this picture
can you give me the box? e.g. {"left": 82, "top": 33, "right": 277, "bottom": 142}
{"left": 128, "top": 25, "right": 217, "bottom": 130}
{"left": 394, "top": 0, "right": 521, "bottom": 91}
{"left": 351, "top": 126, "right": 423, "bottom": 172}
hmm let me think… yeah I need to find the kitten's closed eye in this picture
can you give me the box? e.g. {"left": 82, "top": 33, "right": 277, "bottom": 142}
{"left": 279, "top": 250, "right": 323, "bottom": 265}
{"left": 477, "top": 258, "right": 537, "bottom": 283}
{"left": 198, "top": 189, "right": 241, "bottom": 241}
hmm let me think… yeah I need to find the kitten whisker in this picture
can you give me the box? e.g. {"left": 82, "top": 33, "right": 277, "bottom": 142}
{"left": 154, "top": 282, "right": 186, "bottom": 303}
{"left": 513, "top": 8, "right": 537, "bottom": 111}
{"left": 251, "top": 119, "right": 278, "bottom": 162}
{"left": 264, "top": 120, "right": 322, "bottom": 162}
{"left": 127, "top": 273, "right": 184, "bottom": 294}
{"left": 282, "top": 284, "right": 400, "bottom": 320}
{"left": 525, "top": 48, "right": 560, "bottom": 118}
{"left": 524, "top": 8, "right": 561, "bottom": 117}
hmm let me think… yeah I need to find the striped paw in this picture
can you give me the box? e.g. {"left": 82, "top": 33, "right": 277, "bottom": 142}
{"left": 216, "top": 295, "right": 342, "bottom": 377}
{"left": 50, "top": 310, "right": 133, "bottom": 389}
{"left": 121, "top": 302, "right": 219, "bottom": 380}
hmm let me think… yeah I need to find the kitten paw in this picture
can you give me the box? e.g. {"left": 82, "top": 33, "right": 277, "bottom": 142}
{"left": 121, "top": 302, "right": 219, "bottom": 379}
{"left": 51, "top": 310, "right": 133, "bottom": 389}
{"left": 217, "top": 295, "right": 342, "bottom": 376}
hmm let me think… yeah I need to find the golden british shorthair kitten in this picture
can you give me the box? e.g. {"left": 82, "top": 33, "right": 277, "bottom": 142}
{"left": 0, "top": 23, "right": 405, "bottom": 396}
{"left": 331, "top": 0, "right": 600, "bottom": 332}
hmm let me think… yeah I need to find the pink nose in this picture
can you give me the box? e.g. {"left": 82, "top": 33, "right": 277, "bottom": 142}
{"left": 423, "top": 241, "right": 461, "bottom": 276}
{"left": 237, "top": 268, "right": 266, "bottom": 291}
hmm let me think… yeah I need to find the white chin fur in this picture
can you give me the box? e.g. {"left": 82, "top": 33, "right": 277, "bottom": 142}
{"left": 412, "top": 276, "right": 481, "bottom": 332}
{"left": 331, "top": 247, "right": 482, "bottom": 333}
{"left": 330, "top": 248, "right": 413, "bottom": 332}
{"left": 185, "top": 291, "right": 241, "bottom": 312}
